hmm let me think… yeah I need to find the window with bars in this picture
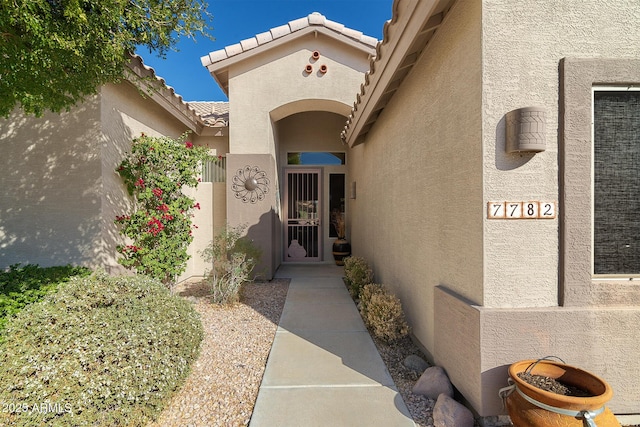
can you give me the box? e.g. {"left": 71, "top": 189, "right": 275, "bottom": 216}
{"left": 593, "top": 90, "right": 640, "bottom": 275}
{"left": 202, "top": 157, "right": 226, "bottom": 183}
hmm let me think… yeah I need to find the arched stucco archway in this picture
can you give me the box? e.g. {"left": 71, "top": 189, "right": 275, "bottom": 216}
{"left": 270, "top": 98, "right": 352, "bottom": 122}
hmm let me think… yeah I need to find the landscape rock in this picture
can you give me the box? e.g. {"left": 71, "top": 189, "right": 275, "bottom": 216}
{"left": 403, "top": 354, "right": 430, "bottom": 374}
{"left": 412, "top": 366, "right": 454, "bottom": 399}
{"left": 433, "top": 393, "right": 475, "bottom": 427}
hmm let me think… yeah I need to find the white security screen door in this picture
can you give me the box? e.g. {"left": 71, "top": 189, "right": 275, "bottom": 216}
{"left": 284, "top": 168, "right": 322, "bottom": 261}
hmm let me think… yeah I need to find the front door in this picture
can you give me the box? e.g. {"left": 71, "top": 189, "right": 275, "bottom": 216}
{"left": 284, "top": 168, "right": 322, "bottom": 261}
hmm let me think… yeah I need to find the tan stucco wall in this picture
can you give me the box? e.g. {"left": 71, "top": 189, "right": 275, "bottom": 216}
{"left": 469, "top": 0, "right": 640, "bottom": 416}
{"left": 481, "top": 0, "right": 640, "bottom": 308}
{"left": 227, "top": 33, "right": 370, "bottom": 156}
{"left": 224, "top": 34, "right": 371, "bottom": 275}
{"left": 348, "top": 0, "right": 640, "bottom": 417}
{"left": 348, "top": 0, "right": 483, "bottom": 359}
{"left": 0, "top": 81, "right": 225, "bottom": 280}
{"left": 0, "top": 99, "right": 103, "bottom": 269}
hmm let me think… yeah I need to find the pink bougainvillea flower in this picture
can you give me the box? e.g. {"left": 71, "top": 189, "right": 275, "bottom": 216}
{"left": 185, "top": 141, "right": 194, "bottom": 149}
{"left": 163, "top": 214, "right": 174, "bottom": 221}
{"left": 147, "top": 217, "right": 165, "bottom": 236}
{"left": 193, "top": 202, "right": 200, "bottom": 210}
{"left": 157, "top": 204, "right": 169, "bottom": 212}
{"left": 135, "top": 178, "right": 145, "bottom": 188}
{"left": 152, "top": 188, "right": 163, "bottom": 198}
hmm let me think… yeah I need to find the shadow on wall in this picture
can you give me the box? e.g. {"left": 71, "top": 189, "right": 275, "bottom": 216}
{"left": 246, "top": 208, "right": 280, "bottom": 281}
{"left": 0, "top": 100, "right": 133, "bottom": 271}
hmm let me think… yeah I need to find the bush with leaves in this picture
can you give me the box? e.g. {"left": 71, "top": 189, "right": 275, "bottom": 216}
{"left": 1, "top": 0, "right": 212, "bottom": 117}
{"left": 115, "top": 133, "right": 213, "bottom": 285}
{"left": 359, "top": 283, "right": 410, "bottom": 343}
{"left": 343, "top": 256, "right": 374, "bottom": 299}
{"left": 0, "top": 264, "right": 91, "bottom": 341}
{"left": 201, "top": 224, "right": 261, "bottom": 304}
{"left": 0, "top": 272, "right": 202, "bottom": 426}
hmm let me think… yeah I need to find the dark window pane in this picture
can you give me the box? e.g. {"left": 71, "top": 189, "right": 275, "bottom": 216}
{"left": 329, "top": 174, "right": 345, "bottom": 238}
{"left": 593, "top": 91, "right": 640, "bottom": 274}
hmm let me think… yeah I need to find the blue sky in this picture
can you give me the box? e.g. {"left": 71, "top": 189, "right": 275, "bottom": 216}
{"left": 137, "top": 0, "right": 393, "bottom": 102}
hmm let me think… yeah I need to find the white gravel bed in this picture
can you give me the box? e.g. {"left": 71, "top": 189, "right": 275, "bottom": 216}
{"left": 150, "top": 278, "right": 438, "bottom": 427}
{"left": 150, "top": 279, "right": 289, "bottom": 427}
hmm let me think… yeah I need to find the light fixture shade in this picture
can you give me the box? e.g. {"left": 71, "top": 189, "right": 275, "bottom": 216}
{"left": 505, "top": 106, "right": 546, "bottom": 153}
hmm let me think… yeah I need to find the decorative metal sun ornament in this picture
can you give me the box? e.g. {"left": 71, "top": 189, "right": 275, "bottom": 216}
{"left": 232, "top": 165, "right": 270, "bottom": 203}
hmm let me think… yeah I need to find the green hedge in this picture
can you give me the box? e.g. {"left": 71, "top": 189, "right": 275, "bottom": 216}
{"left": 0, "top": 272, "right": 203, "bottom": 426}
{"left": 0, "top": 264, "right": 91, "bottom": 339}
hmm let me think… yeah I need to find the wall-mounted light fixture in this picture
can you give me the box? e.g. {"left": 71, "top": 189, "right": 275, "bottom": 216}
{"left": 304, "top": 64, "right": 313, "bottom": 74}
{"left": 311, "top": 50, "right": 320, "bottom": 60}
{"left": 505, "top": 106, "right": 546, "bottom": 153}
{"left": 319, "top": 64, "right": 328, "bottom": 74}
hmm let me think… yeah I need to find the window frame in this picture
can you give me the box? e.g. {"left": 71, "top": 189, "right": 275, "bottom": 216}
{"left": 560, "top": 58, "right": 640, "bottom": 306}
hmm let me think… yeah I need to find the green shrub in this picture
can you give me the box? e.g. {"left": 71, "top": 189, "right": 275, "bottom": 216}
{"left": 0, "top": 272, "right": 203, "bottom": 426}
{"left": 0, "top": 264, "right": 91, "bottom": 340}
{"left": 343, "top": 256, "right": 373, "bottom": 299}
{"left": 359, "top": 283, "right": 410, "bottom": 343}
{"left": 201, "top": 224, "right": 261, "bottom": 304}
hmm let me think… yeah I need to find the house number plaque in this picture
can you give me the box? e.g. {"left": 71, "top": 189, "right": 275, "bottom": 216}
{"left": 487, "top": 201, "right": 556, "bottom": 219}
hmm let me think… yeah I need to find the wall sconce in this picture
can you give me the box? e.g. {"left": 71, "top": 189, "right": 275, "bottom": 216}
{"left": 311, "top": 50, "right": 320, "bottom": 60}
{"left": 350, "top": 181, "right": 356, "bottom": 199}
{"left": 505, "top": 106, "right": 546, "bottom": 153}
{"left": 304, "top": 64, "right": 313, "bottom": 74}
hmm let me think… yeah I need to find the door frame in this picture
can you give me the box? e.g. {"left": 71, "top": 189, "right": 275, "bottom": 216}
{"left": 283, "top": 167, "right": 323, "bottom": 262}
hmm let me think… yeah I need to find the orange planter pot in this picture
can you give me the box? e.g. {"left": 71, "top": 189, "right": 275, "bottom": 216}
{"left": 504, "top": 360, "right": 620, "bottom": 427}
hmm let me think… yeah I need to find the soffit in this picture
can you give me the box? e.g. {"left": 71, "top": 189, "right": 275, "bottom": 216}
{"left": 341, "top": 0, "right": 458, "bottom": 146}
{"left": 200, "top": 12, "right": 379, "bottom": 96}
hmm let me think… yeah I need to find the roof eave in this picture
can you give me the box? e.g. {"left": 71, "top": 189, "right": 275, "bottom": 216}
{"left": 342, "top": 0, "right": 454, "bottom": 147}
{"left": 127, "top": 55, "right": 206, "bottom": 134}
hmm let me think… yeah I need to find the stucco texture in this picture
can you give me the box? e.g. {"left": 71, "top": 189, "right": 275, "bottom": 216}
{"left": 0, "top": 99, "right": 103, "bottom": 269}
{"left": 349, "top": 0, "right": 483, "bottom": 359}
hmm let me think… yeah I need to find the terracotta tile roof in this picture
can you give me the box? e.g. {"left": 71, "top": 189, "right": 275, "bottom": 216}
{"left": 187, "top": 101, "right": 229, "bottom": 127}
{"left": 341, "top": 0, "right": 456, "bottom": 146}
{"left": 127, "top": 54, "right": 206, "bottom": 131}
{"left": 201, "top": 12, "right": 379, "bottom": 68}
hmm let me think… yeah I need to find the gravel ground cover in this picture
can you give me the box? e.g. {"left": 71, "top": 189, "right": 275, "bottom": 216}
{"left": 150, "top": 277, "right": 637, "bottom": 427}
{"left": 149, "top": 277, "right": 437, "bottom": 427}
{"left": 150, "top": 279, "right": 289, "bottom": 427}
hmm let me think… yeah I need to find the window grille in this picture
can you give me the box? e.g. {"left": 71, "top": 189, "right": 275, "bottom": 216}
{"left": 202, "top": 157, "right": 226, "bottom": 183}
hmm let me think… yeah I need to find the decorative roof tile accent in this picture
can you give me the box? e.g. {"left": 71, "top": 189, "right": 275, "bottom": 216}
{"left": 201, "top": 12, "right": 379, "bottom": 68}
{"left": 187, "top": 102, "right": 230, "bottom": 127}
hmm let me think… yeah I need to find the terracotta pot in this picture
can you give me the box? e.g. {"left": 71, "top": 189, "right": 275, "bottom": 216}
{"left": 332, "top": 239, "right": 351, "bottom": 266}
{"left": 505, "top": 359, "right": 620, "bottom": 427}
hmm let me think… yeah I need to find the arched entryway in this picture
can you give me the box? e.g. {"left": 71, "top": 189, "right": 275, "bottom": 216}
{"left": 274, "top": 110, "right": 349, "bottom": 263}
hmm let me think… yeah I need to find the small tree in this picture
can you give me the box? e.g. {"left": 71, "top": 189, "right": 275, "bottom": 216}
{"left": 115, "top": 133, "right": 213, "bottom": 285}
{"left": 0, "top": 0, "right": 212, "bottom": 117}
{"left": 201, "top": 224, "right": 261, "bottom": 304}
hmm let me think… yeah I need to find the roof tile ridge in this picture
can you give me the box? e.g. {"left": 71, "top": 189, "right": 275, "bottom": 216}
{"left": 201, "top": 11, "right": 379, "bottom": 68}
{"left": 128, "top": 54, "right": 203, "bottom": 122}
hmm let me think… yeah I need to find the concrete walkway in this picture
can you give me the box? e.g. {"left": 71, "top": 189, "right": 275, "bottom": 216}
{"left": 249, "top": 263, "right": 415, "bottom": 427}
